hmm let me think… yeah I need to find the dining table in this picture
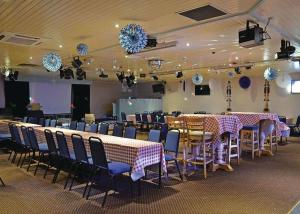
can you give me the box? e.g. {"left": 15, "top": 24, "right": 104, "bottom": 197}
{"left": 179, "top": 114, "right": 243, "bottom": 172}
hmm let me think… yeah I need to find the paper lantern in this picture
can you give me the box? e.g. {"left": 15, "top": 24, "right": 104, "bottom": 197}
{"left": 264, "top": 67, "right": 278, "bottom": 80}
{"left": 192, "top": 74, "right": 203, "bottom": 85}
{"left": 239, "top": 76, "right": 251, "bottom": 89}
{"left": 42, "top": 52, "right": 62, "bottom": 72}
{"left": 276, "top": 73, "right": 291, "bottom": 88}
{"left": 76, "top": 43, "right": 88, "bottom": 56}
{"left": 119, "top": 24, "right": 147, "bottom": 53}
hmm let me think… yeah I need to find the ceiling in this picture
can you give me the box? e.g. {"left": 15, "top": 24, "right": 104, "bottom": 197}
{"left": 0, "top": 0, "right": 300, "bottom": 82}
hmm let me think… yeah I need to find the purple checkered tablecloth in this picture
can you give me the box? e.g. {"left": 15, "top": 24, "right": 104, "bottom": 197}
{"left": 180, "top": 114, "right": 243, "bottom": 143}
{"left": 33, "top": 127, "right": 166, "bottom": 181}
{"left": 228, "top": 112, "right": 290, "bottom": 137}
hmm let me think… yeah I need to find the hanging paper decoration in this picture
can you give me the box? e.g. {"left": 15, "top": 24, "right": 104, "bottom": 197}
{"left": 276, "top": 72, "right": 291, "bottom": 88}
{"left": 119, "top": 24, "right": 147, "bottom": 53}
{"left": 192, "top": 73, "right": 203, "bottom": 85}
{"left": 239, "top": 76, "right": 251, "bottom": 89}
{"left": 264, "top": 67, "right": 278, "bottom": 81}
{"left": 76, "top": 43, "right": 88, "bottom": 56}
{"left": 227, "top": 71, "right": 236, "bottom": 79}
{"left": 42, "top": 52, "right": 62, "bottom": 72}
{"left": 226, "top": 80, "right": 232, "bottom": 111}
{"left": 263, "top": 80, "right": 270, "bottom": 112}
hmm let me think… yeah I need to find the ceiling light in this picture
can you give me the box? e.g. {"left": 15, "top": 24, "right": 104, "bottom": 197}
{"left": 127, "top": 69, "right": 131, "bottom": 72}
{"left": 61, "top": 68, "right": 74, "bottom": 79}
{"left": 219, "top": 34, "right": 225, "bottom": 37}
{"left": 115, "top": 23, "right": 120, "bottom": 28}
{"left": 116, "top": 72, "right": 125, "bottom": 83}
{"left": 186, "top": 42, "right": 190, "bottom": 47}
{"left": 209, "top": 47, "right": 216, "bottom": 50}
{"left": 59, "top": 45, "right": 63, "bottom": 48}
{"left": 76, "top": 68, "right": 86, "bottom": 80}
{"left": 211, "top": 39, "right": 218, "bottom": 42}
{"left": 29, "top": 56, "right": 33, "bottom": 60}
{"left": 139, "top": 68, "right": 143, "bottom": 72}
{"left": 234, "top": 67, "right": 241, "bottom": 74}
{"left": 176, "top": 71, "right": 183, "bottom": 78}
{"left": 235, "top": 56, "right": 239, "bottom": 60}
{"left": 72, "top": 56, "right": 82, "bottom": 68}
{"left": 152, "top": 75, "right": 158, "bottom": 81}
{"left": 125, "top": 55, "right": 128, "bottom": 58}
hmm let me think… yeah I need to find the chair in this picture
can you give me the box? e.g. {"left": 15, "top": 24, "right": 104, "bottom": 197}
{"left": 289, "top": 115, "right": 300, "bottom": 136}
{"left": 20, "top": 126, "right": 34, "bottom": 168}
{"left": 39, "top": 118, "right": 45, "bottom": 127}
{"left": 148, "top": 129, "right": 161, "bottom": 142}
{"left": 23, "top": 117, "right": 28, "bottom": 123}
{"left": 65, "top": 134, "right": 92, "bottom": 196}
{"left": 185, "top": 117, "right": 214, "bottom": 179}
{"left": 89, "top": 123, "right": 98, "bottom": 133}
{"left": 11, "top": 125, "right": 30, "bottom": 166}
{"left": 50, "top": 119, "right": 57, "bottom": 127}
{"left": 28, "top": 117, "right": 38, "bottom": 124}
{"left": 99, "top": 123, "right": 109, "bottom": 135}
{"left": 124, "top": 127, "right": 137, "bottom": 139}
{"left": 226, "top": 134, "right": 240, "bottom": 165}
{"left": 240, "top": 125, "right": 260, "bottom": 159}
{"left": 69, "top": 121, "right": 77, "bottom": 130}
{"left": 164, "top": 130, "right": 183, "bottom": 180}
{"left": 76, "top": 122, "right": 86, "bottom": 131}
{"left": 86, "top": 137, "right": 132, "bottom": 206}
{"left": 121, "top": 112, "right": 133, "bottom": 127}
{"left": 112, "top": 124, "right": 124, "bottom": 137}
{"left": 44, "top": 119, "right": 51, "bottom": 127}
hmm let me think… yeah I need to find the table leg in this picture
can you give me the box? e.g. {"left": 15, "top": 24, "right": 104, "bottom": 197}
{"left": 158, "top": 161, "right": 161, "bottom": 188}
{"left": 213, "top": 135, "right": 234, "bottom": 172}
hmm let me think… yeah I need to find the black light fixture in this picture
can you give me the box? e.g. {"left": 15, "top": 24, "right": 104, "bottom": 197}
{"left": 72, "top": 56, "right": 82, "bottom": 68}
{"left": 64, "top": 68, "right": 74, "bottom": 79}
{"left": 116, "top": 71, "right": 125, "bottom": 83}
{"left": 99, "top": 71, "right": 108, "bottom": 78}
{"left": 234, "top": 67, "right": 241, "bottom": 74}
{"left": 126, "top": 73, "right": 136, "bottom": 88}
{"left": 152, "top": 75, "right": 158, "bottom": 81}
{"left": 275, "top": 39, "right": 296, "bottom": 60}
{"left": 76, "top": 68, "right": 86, "bottom": 80}
{"left": 176, "top": 71, "right": 183, "bottom": 78}
{"left": 8, "top": 70, "right": 18, "bottom": 81}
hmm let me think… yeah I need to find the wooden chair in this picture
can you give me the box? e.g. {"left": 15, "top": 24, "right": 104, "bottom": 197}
{"left": 240, "top": 125, "right": 259, "bottom": 159}
{"left": 185, "top": 116, "right": 214, "bottom": 179}
{"left": 227, "top": 135, "right": 240, "bottom": 165}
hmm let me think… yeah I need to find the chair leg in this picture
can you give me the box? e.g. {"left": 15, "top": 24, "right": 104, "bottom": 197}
{"left": 175, "top": 160, "right": 183, "bottom": 181}
{"left": 69, "top": 175, "right": 76, "bottom": 191}
{"left": 34, "top": 152, "right": 41, "bottom": 176}
{"left": 64, "top": 172, "right": 71, "bottom": 189}
{"left": 0, "top": 177, "right": 5, "bottom": 186}
{"left": 43, "top": 162, "right": 50, "bottom": 179}
{"left": 11, "top": 152, "right": 17, "bottom": 163}
{"left": 20, "top": 152, "right": 27, "bottom": 168}
{"left": 52, "top": 169, "right": 60, "bottom": 183}
{"left": 17, "top": 153, "right": 23, "bottom": 166}
{"left": 8, "top": 151, "right": 13, "bottom": 160}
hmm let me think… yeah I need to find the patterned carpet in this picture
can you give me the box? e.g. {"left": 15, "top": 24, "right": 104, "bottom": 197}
{"left": 1, "top": 142, "right": 300, "bottom": 214}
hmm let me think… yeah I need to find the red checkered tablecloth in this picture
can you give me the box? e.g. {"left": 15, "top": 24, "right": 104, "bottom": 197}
{"left": 33, "top": 127, "right": 166, "bottom": 181}
{"left": 228, "top": 112, "right": 289, "bottom": 137}
{"left": 180, "top": 114, "right": 243, "bottom": 143}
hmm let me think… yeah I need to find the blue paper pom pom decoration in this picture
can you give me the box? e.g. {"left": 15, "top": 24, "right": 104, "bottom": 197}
{"left": 239, "top": 76, "right": 251, "bottom": 89}
{"left": 264, "top": 67, "right": 278, "bottom": 80}
{"left": 119, "top": 24, "right": 147, "bottom": 53}
{"left": 42, "top": 52, "right": 62, "bottom": 72}
{"left": 76, "top": 43, "right": 88, "bottom": 56}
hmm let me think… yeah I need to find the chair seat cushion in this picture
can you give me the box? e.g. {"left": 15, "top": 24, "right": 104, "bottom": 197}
{"left": 242, "top": 125, "right": 259, "bottom": 131}
{"left": 38, "top": 143, "right": 49, "bottom": 152}
{"left": 108, "top": 162, "right": 131, "bottom": 175}
{"left": 0, "top": 133, "right": 11, "bottom": 139}
{"left": 69, "top": 152, "right": 76, "bottom": 160}
{"left": 165, "top": 153, "right": 175, "bottom": 161}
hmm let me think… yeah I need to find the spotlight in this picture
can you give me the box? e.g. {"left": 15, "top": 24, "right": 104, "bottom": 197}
{"left": 8, "top": 70, "right": 18, "bottom": 81}
{"left": 152, "top": 75, "right": 158, "bottom": 81}
{"left": 76, "top": 68, "right": 86, "bottom": 80}
{"left": 275, "top": 39, "right": 296, "bottom": 60}
{"left": 64, "top": 68, "right": 74, "bottom": 79}
{"left": 126, "top": 74, "right": 136, "bottom": 88}
{"left": 116, "top": 72, "right": 125, "bottom": 83}
{"left": 99, "top": 70, "right": 108, "bottom": 78}
{"left": 234, "top": 67, "right": 241, "bottom": 74}
{"left": 176, "top": 71, "right": 183, "bottom": 78}
{"left": 72, "top": 56, "right": 82, "bottom": 68}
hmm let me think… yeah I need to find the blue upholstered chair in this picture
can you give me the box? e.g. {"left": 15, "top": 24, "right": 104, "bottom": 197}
{"left": 12, "top": 125, "right": 29, "bottom": 166}
{"left": 69, "top": 121, "right": 77, "bottom": 130}
{"left": 50, "top": 119, "right": 57, "bottom": 127}
{"left": 164, "top": 129, "right": 183, "bottom": 180}
{"left": 28, "top": 117, "right": 38, "bottom": 124}
{"left": 38, "top": 118, "right": 45, "bottom": 127}
{"left": 124, "top": 127, "right": 137, "bottom": 139}
{"left": 23, "top": 117, "right": 28, "bottom": 123}
{"left": 44, "top": 119, "right": 51, "bottom": 127}
{"left": 86, "top": 137, "right": 132, "bottom": 206}
{"left": 112, "top": 124, "right": 124, "bottom": 137}
{"left": 89, "top": 123, "right": 98, "bottom": 133}
{"left": 99, "top": 123, "right": 109, "bottom": 135}
{"left": 76, "top": 122, "right": 86, "bottom": 131}
{"left": 148, "top": 129, "right": 161, "bottom": 143}
{"left": 20, "top": 126, "right": 34, "bottom": 168}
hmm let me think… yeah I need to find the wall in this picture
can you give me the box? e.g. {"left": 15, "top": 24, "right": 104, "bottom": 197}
{"left": 163, "top": 76, "right": 300, "bottom": 120}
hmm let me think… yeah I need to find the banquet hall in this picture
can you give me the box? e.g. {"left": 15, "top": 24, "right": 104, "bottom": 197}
{"left": 0, "top": 0, "right": 300, "bottom": 213}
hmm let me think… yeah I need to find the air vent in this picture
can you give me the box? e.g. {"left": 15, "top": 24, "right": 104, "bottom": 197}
{"left": 179, "top": 5, "right": 226, "bottom": 21}
{"left": 0, "top": 32, "right": 49, "bottom": 46}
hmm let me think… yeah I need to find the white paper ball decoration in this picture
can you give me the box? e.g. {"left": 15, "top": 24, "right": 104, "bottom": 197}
{"left": 192, "top": 74, "right": 203, "bottom": 85}
{"left": 276, "top": 73, "right": 291, "bottom": 88}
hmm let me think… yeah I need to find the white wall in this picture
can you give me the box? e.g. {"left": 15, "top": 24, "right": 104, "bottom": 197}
{"left": 163, "top": 76, "right": 300, "bottom": 120}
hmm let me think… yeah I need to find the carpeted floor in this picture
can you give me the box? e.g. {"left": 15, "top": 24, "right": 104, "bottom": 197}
{"left": 1, "top": 142, "right": 300, "bottom": 214}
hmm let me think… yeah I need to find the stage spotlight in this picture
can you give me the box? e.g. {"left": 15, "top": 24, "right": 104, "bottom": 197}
{"left": 72, "top": 56, "right": 82, "bottom": 68}
{"left": 126, "top": 74, "right": 136, "bottom": 88}
{"left": 176, "top": 71, "right": 183, "bottom": 78}
{"left": 8, "top": 70, "right": 18, "bottom": 81}
{"left": 275, "top": 39, "right": 296, "bottom": 60}
{"left": 152, "top": 75, "right": 158, "bottom": 81}
{"left": 99, "top": 71, "right": 108, "bottom": 78}
{"left": 64, "top": 68, "right": 74, "bottom": 79}
{"left": 76, "top": 68, "right": 86, "bottom": 80}
{"left": 116, "top": 72, "right": 125, "bottom": 83}
{"left": 234, "top": 67, "right": 241, "bottom": 74}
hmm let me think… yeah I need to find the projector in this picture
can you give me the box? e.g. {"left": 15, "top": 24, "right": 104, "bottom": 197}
{"left": 239, "top": 25, "right": 264, "bottom": 48}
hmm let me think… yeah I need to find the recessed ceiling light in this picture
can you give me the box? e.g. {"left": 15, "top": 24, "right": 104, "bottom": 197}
{"left": 59, "top": 45, "right": 63, "bottom": 48}
{"left": 139, "top": 68, "right": 143, "bottom": 72}
{"left": 207, "top": 44, "right": 214, "bottom": 46}
{"left": 209, "top": 47, "right": 216, "bottom": 50}
{"left": 235, "top": 56, "right": 239, "bottom": 60}
{"left": 178, "top": 64, "right": 181, "bottom": 67}
{"left": 211, "top": 39, "right": 218, "bottom": 42}
{"left": 115, "top": 23, "right": 119, "bottom": 28}
{"left": 219, "top": 34, "right": 225, "bottom": 38}
{"left": 29, "top": 56, "right": 33, "bottom": 60}
{"left": 127, "top": 69, "right": 130, "bottom": 72}
{"left": 186, "top": 42, "right": 190, "bottom": 47}
{"left": 221, "top": 49, "right": 227, "bottom": 52}
{"left": 125, "top": 55, "right": 128, "bottom": 58}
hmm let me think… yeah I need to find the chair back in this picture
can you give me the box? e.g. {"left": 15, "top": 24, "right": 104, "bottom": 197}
{"left": 69, "top": 121, "right": 77, "bottom": 130}
{"left": 50, "top": 119, "right": 57, "bottom": 127}
{"left": 23, "top": 117, "right": 28, "bottom": 123}
{"left": 157, "top": 114, "right": 165, "bottom": 123}
{"left": 8, "top": 123, "right": 16, "bottom": 142}
{"left": 39, "top": 118, "right": 45, "bottom": 127}
{"left": 185, "top": 116, "right": 206, "bottom": 144}
{"left": 112, "top": 124, "right": 124, "bottom": 137}
{"left": 148, "top": 129, "right": 161, "bottom": 142}
{"left": 141, "top": 113, "right": 148, "bottom": 123}
{"left": 28, "top": 117, "right": 38, "bottom": 124}
{"left": 165, "top": 129, "right": 180, "bottom": 156}
{"left": 55, "top": 131, "right": 70, "bottom": 158}
{"left": 45, "top": 119, "right": 51, "bottom": 127}
{"left": 135, "top": 113, "right": 142, "bottom": 122}
{"left": 12, "top": 125, "right": 23, "bottom": 145}
{"left": 71, "top": 134, "right": 89, "bottom": 162}
{"left": 20, "top": 126, "right": 31, "bottom": 147}
{"left": 27, "top": 127, "right": 39, "bottom": 150}
{"left": 150, "top": 113, "right": 157, "bottom": 123}
{"left": 89, "top": 123, "right": 98, "bottom": 133}
{"left": 121, "top": 112, "right": 127, "bottom": 122}
{"left": 44, "top": 129, "right": 57, "bottom": 154}
{"left": 88, "top": 137, "right": 108, "bottom": 170}
{"left": 99, "top": 122, "right": 109, "bottom": 135}
{"left": 124, "top": 127, "right": 137, "bottom": 139}
{"left": 76, "top": 122, "right": 86, "bottom": 131}
{"left": 160, "top": 123, "right": 168, "bottom": 141}
{"left": 166, "top": 116, "right": 186, "bottom": 130}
